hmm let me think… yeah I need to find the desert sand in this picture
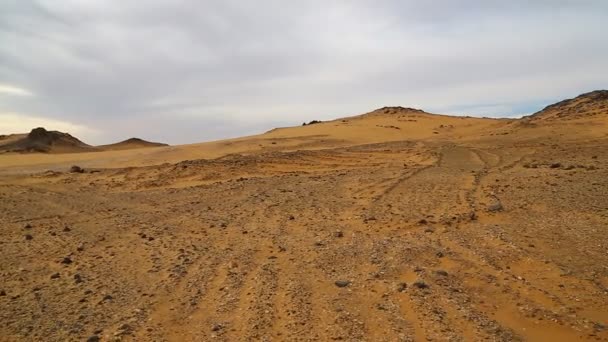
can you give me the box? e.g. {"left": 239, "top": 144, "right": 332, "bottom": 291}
{"left": 0, "top": 91, "right": 607, "bottom": 341}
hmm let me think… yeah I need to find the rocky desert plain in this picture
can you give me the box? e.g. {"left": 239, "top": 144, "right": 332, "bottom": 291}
{"left": 0, "top": 90, "right": 607, "bottom": 341}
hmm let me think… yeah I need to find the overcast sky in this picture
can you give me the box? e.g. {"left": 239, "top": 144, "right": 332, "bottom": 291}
{"left": 1, "top": 0, "right": 607, "bottom": 144}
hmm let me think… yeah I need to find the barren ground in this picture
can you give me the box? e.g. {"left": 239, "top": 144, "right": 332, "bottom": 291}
{"left": 1, "top": 105, "right": 607, "bottom": 341}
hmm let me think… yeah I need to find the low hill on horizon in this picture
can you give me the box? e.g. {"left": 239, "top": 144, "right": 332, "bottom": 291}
{"left": 0, "top": 128, "right": 169, "bottom": 154}
{"left": 98, "top": 137, "right": 169, "bottom": 151}
{"left": 0, "top": 127, "right": 97, "bottom": 154}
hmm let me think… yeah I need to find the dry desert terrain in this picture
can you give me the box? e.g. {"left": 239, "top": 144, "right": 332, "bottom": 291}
{"left": 1, "top": 91, "right": 607, "bottom": 341}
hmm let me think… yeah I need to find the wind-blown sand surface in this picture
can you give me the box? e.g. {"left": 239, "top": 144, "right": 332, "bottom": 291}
{"left": 1, "top": 92, "right": 607, "bottom": 341}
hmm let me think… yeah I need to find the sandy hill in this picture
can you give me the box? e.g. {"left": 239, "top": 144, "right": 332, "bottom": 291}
{"left": 524, "top": 90, "right": 608, "bottom": 122}
{"left": 0, "top": 127, "right": 97, "bottom": 154}
{"left": 0, "top": 90, "right": 606, "bottom": 173}
{"left": 99, "top": 138, "right": 169, "bottom": 151}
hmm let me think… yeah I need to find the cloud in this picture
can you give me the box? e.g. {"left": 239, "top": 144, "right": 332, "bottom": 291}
{"left": 0, "top": 84, "right": 32, "bottom": 96}
{"left": 0, "top": 112, "right": 99, "bottom": 140}
{"left": 0, "top": 0, "right": 606, "bottom": 144}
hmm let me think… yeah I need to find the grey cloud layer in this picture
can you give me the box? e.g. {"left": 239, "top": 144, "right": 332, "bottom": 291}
{"left": 1, "top": 0, "right": 607, "bottom": 143}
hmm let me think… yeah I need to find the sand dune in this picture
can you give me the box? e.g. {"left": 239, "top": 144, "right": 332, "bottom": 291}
{"left": 0, "top": 91, "right": 607, "bottom": 341}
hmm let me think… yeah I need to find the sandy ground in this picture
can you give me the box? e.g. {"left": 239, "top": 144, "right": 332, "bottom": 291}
{"left": 0, "top": 106, "right": 607, "bottom": 341}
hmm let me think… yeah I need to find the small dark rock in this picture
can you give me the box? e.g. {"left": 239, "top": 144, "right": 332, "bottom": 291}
{"left": 335, "top": 280, "right": 351, "bottom": 288}
{"left": 436, "top": 251, "right": 444, "bottom": 258}
{"left": 413, "top": 280, "right": 429, "bottom": 289}
{"left": 70, "top": 165, "right": 84, "bottom": 173}
{"left": 334, "top": 230, "right": 344, "bottom": 238}
{"left": 397, "top": 283, "right": 407, "bottom": 292}
{"left": 0, "top": 290, "right": 6, "bottom": 296}
{"left": 50, "top": 272, "right": 60, "bottom": 279}
{"left": 63, "top": 226, "right": 71, "bottom": 232}
{"left": 87, "top": 335, "right": 100, "bottom": 342}
{"left": 61, "top": 257, "right": 73, "bottom": 265}
{"left": 74, "top": 274, "right": 83, "bottom": 284}
{"left": 550, "top": 163, "right": 561, "bottom": 169}
{"left": 424, "top": 227, "right": 434, "bottom": 233}
{"left": 25, "top": 234, "right": 33, "bottom": 240}
{"left": 288, "top": 215, "right": 295, "bottom": 220}
{"left": 76, "top": 244, "right": 85, "bottom": 252}
{"left": 212, "top": 323, "right": 223, "bottom": 332}
{"left": 363, "top": 216, "right": 377, "bottom": 223}
{"left": 435, "top": 270, "right": 448, "bottom": 276}
{"left": 24, "top": 223, "right": 32, "bottom": 229}
{"left": 102, "top": 294, "right": 113, "bottom": 301}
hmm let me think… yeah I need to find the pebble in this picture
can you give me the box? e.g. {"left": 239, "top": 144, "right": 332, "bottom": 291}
{"left": 413, "top": 280, "right": 429, "bottom": 289}
{"left": 50, "top": 273, "right": 60, "bottom": 279}
{"left": 25, "top": 234, "right": 33, "bottom": 240}
{"left": 488, "top": 202, "right": 504, "bottom": 212}
{"left": 335, "top": 280, "right": 351, "bottom": 288}
{"left": 86, "top": 335, "right": 100, "bottom": 342}
{"left": 61, "top": 257, "right": 73, "bottom": 265}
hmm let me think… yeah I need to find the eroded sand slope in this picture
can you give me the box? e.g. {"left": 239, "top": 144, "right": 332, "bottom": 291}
{"left": 0, "top": 93, "right": 607, "bottom": 341}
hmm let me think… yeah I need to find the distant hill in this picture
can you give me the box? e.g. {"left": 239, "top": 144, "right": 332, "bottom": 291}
{"left": 0, "top": 128, "right": 169, "bottom": 154}
{"left": 1, "top": 90, "right": 605, "bottom": 156}
{"left": 99, "top": 138, "right": 169, "bottom": 151}
{"left": 0, "top": 127, "right": 97, "bottom": 153}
